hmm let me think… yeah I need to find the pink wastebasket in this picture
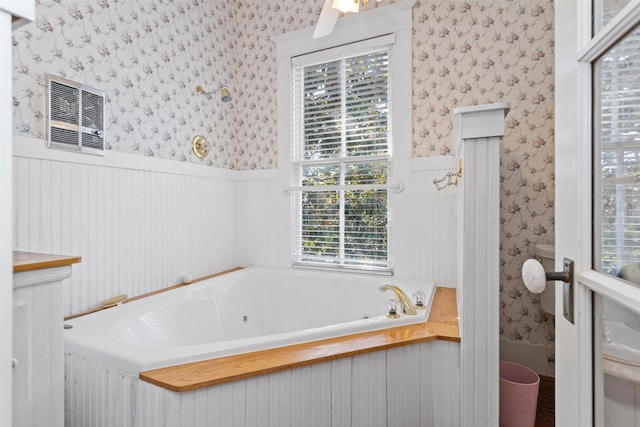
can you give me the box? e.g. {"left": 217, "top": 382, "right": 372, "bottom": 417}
{"left": 499, "top": 361, "right": 540, "bottom": 427}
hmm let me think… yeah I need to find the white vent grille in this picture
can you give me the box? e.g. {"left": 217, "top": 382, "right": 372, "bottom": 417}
{"left": 46, "top": 75, "right": 105, "bottom": 155}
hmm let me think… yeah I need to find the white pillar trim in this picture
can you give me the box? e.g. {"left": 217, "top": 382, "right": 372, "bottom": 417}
{"left": 1, "top": 3, "right": 35, "bottom": 424}
{"left": 456, "top": 103, "right": 510, "bottom": 427}
{"left": 452, "top": 102, "right": 511, "bottom": 160}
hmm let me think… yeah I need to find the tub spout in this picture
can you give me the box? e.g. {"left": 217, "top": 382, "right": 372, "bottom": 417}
{"left": 379, "top": 283, "right": 418, "bottom": 315}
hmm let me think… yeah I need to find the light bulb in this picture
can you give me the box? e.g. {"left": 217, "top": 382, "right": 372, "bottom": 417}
{"left": 331, "top": 0, "right": 359, "bottom": 13}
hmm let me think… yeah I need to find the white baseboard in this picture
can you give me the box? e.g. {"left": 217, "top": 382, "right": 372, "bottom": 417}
{"left": 500, "top": 339, "right": 555, "bottom": 377}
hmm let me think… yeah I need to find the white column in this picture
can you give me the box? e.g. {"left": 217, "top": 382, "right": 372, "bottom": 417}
{"left": 0, "top": 12, "right": 12, "bottom": 425}
{"left": 0, "top": 2, "right": 35, "bottom": 425}
{"left": 454, "top": 103, "right": 510, "bottom": 427}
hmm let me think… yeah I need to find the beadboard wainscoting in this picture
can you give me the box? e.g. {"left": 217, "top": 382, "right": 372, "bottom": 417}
{"left": 65, "top": 340, "right": 460, "bottom": 427}
{"left": 409, "top": 157, "right": 459, "bottom": 285}
{"left": 236, "top": 156, "right": 459, "bottom": 285}
{"left": 14, "top": 135, "right": 459, "bottom": 315}
{"left": 13, "top": 136, "right": 239, "bottom": 316}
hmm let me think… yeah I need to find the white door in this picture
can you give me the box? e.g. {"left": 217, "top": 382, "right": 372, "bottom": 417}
{"left": 556, "top": 0, "right": 640, "bottom": 425}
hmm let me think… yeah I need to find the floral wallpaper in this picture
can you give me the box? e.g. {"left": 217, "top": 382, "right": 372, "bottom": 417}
{"left": 12, "top": 0, "right": 237, "bottom": 167}
{"left": 12, "top": 0, "right": 555, "bottom": 352}
{"left": 411, "top": 0, "right": 555, "bottom": 351}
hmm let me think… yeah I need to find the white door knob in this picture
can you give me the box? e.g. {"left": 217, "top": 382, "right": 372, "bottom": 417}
{"left": 522, "top": 259, "right": 547, "bottom": 294}
{"left": 522, "top": 257, "right": 575, "bottom": 324}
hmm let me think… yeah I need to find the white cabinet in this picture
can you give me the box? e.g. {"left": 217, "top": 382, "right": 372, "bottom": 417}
{"left": 13, "top": 253, "right": 79, "bottom": 427}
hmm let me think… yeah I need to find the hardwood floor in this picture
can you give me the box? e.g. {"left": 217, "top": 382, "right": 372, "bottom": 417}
{"left": 535, "top": 375, "right": 555, "bottom": 427}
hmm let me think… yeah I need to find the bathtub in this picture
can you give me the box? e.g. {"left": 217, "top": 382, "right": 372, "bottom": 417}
{"left": 64, "top": 267, "right": 433, "bottom": 374}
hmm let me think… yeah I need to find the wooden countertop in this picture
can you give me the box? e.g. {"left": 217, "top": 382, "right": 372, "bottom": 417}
{"left": 140, "top": 286, "right": 459, "bottom": 393}
{"left": 13, "top": 251, "right": 81, "bottom": 273}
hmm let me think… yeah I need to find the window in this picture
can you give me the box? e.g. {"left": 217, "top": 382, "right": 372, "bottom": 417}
{"left": 274, "top": 1, "right": 413, "bottom": 274}
{"left": 291, "top": 42, "right": 392, "bottom": 271}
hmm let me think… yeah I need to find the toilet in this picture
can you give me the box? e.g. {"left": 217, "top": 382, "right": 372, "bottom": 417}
{"left": 601, "top": 296, "right": 640, "bottom": 381}
{"left": 534, "top": 243, "right": 555, "bottom": 315}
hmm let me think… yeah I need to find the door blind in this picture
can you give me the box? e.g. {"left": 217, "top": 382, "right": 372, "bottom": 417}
{"left": 597, "top": 24, "right": 640, "bottom": 274}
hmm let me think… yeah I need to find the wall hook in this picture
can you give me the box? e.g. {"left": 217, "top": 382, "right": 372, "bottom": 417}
{"left": 433, "top": 159, "right": 463, "bottom": 191}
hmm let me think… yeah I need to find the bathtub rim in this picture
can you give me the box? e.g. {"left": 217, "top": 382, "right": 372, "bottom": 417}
{"left": 63, "top": 266, "right": 438, "bottom": 375}
{"left": 139, "top": 286, "right": 459, "bottom": 393}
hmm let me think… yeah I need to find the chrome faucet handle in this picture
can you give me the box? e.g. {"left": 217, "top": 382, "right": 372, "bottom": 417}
{"left": 386, "top": 297, "right": 401, "bottom": 318}
{"left": 379, "top": 283, "right": 418, "bottom": 315}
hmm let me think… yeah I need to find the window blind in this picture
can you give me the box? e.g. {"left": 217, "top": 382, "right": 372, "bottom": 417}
{"left": 291, "top": 43, "right": 391, "bottom": 271}
{"left": 597, "top": 25, "right": 640, "bottom": 274}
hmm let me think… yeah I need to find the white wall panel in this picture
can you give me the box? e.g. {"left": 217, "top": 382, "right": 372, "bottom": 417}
{"left": 66, "top": 341, "right": 460, "bottom": 427}
{"left": 14, "top": 137, "right": 239, "bottom": 316}
{"left": 65, "top": 354, "right": 139, "bottom": 427}
{"left": 433, "top": 341, "right": 462, "bottom": 426}
{"left": 410, "top": 160, "right": 459, "bottom": 286}
{"left": 237, "top": 158, "right": 459, "bottom": 284}
{"left": 269, "top": 369, "right": 294, "bottom": 426}
{"left": 245, "top": 375, "right": 270, "bottom": 427}
{"left": 387, "top": 344, "right": 422, "bottom": 426}
{"left": 331, "top": 357, "right": 352, "bottom": 426}
{"left": 418, "top": 343, "right": 436, "bottom": 426}
{"left": 352, "top": 351, "right": 387, "bottom": 427}
{"left": 236, "top": 171, "right": 287, "bottom": 268}
{"left": 15, "top": 136, "right": 458, "bottom": 315}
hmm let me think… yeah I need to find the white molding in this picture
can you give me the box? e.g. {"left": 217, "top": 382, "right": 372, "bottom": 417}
{"left": 457, "top": 103, "right": 509, "bottom": 427}
{"left": 578, "top": 0, "right": 640, "bottom": 62}
{"left": 579, "top": 270, "right": 640, "bottom": 315}
{"left": 452, "top": 102, "right": 510, "bottom": 159}
{"left": 13, "top": 135, "right": 238, "bottom": 181}
{"left": 555, "top": 0, "right": 599, "bottom": 423}
{"left": 13, "top": 265, "right": 72, "bottom": 289}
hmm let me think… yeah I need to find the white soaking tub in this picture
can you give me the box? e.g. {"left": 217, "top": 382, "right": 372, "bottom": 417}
{"left": 64, "top": 267, "right": 433, "bottom": 374}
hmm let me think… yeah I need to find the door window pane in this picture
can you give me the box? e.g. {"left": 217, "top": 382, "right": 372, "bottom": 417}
{"left": 594, "top": 294, "right": 640, "bottom": 426}
{"left": 595, "top": 0, "right": 633, "bottom": 32}
{"left": 594, "top": 23, "right": 640, "bottom": 279}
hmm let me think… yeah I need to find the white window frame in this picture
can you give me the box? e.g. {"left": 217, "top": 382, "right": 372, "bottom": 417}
{"left": 291, "top": 37, "right": 394, "bottom": 272}
{"left": 273, "top": 0, "right": 414, "bottom": 273}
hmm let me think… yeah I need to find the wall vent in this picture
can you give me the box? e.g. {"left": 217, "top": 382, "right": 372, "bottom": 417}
{"left": 46, "top": 75, "right": 105, "bottom": 155}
